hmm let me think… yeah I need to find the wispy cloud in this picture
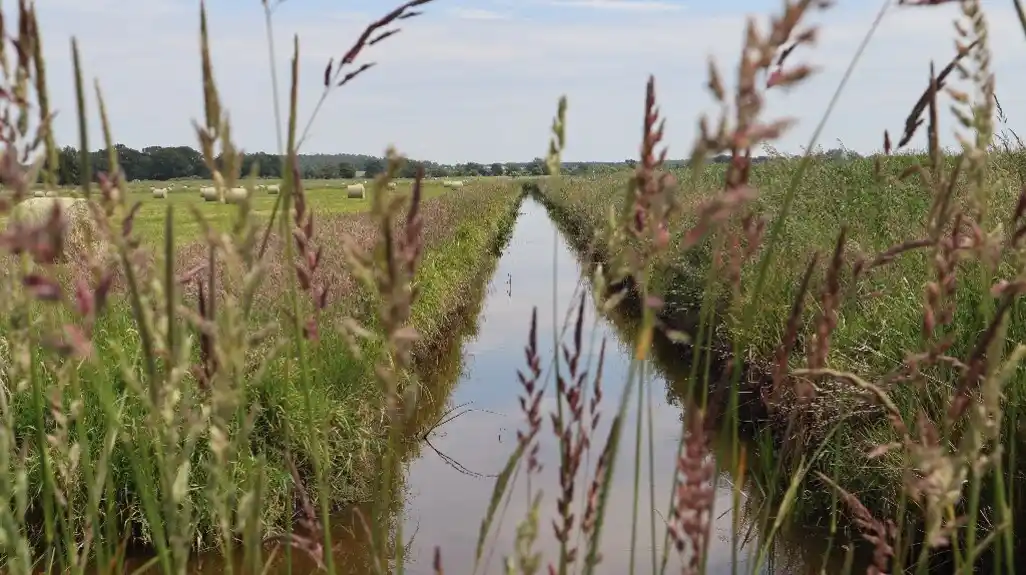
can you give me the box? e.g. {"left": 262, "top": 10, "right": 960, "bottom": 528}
{"left": 547, "top": 0, "right": 684, "bottom": 12}
{"left": 450, "top": 7, "right": 511, "bottom": 20}
{"left": 30, "top": 0, "right": 1026, "bottom": 164}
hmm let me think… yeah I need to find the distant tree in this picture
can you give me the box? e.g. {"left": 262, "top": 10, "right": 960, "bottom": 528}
{"left": 572, "top": 163, "right": 591, "bottom": 176}
{"left": 624, "top": 158, "right": 637, "bottom": 168}
{"left": 527, "top": 157, "right": 545, "bottom": 176}
{"left": 363, "top": 158, "right": 385, "bottom": 177}
{"left": 57, "top": 146, "right": 80, "bottom": 185}
{"left": 315, "top": 164, "right": 339, "bottom": 179}
{"left": 142, "top": 146, "right": 205, "bottom": 180}
{"left": 338, "top": 162, "right": 357, "bottom": 179}
{"left": 241, "top": 152, "right": 283, "bottom": 178}
{"left": 399, "top": 160, "right": 423, "bottom": 179}
{"left": 44, "top": 143, "right": 518, "bottom": 185}
{"left": 115, "top": 144, "right": 154, "bottom": 180}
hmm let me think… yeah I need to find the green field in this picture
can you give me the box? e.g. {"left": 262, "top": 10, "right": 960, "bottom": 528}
{"left": 16, "top": 178, "right": 479, "bottom": 242}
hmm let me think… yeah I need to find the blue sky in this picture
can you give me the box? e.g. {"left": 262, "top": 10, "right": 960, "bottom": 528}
{"left": 33, "top": 0, "right": 1026, "bottom": 163}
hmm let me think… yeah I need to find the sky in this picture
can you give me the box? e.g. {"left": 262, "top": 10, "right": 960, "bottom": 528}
{"left": 31, "top": 0, "right": 1026, "bottom": 164}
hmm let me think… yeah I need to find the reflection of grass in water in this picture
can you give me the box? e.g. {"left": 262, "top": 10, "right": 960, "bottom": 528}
{"left": 533, "top": 192, "right": 875, "bottom": 572}
{"left": 360, "top": 192, "right": 522, "bottom": 573}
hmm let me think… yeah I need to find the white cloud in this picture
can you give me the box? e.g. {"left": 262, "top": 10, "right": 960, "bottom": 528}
{"left": 449, "top": 7, "right": 511, "bottom": 20}
{"left": 28, "top": 1, "right": 1026, "bottom": 164}
{"left": 547, "top": 0, "right": 684, "bottom": 11}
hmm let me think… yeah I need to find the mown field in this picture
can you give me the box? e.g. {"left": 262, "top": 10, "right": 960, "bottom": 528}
{"left": 534, "top": 152, "right": 1026, "bottom": 528}
{"left": 16, "top": 178, "right": 500, "bottom": 241}
{"left": 4, "top": 177, "right": 526, "bottom": 546}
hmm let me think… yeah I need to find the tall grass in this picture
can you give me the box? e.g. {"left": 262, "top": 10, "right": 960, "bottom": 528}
{"left": 0, "top": 0, "right": 1023, "bottom": 574}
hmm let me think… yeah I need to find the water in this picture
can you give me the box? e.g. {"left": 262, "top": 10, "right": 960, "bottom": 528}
{"left": 398, "top": 198, "right": 747, "bottom": 573}
{"left": 381, "top": 199, "right": 845, "bottom": 574}
{"left": 181, "top": 198, "right": 855, "bottom": 573}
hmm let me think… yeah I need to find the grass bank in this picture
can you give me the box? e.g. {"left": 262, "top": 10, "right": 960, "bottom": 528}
{"left": 10, "top": 180, "right": 525, "bottom": 548}
{"left": 533, "top": 154, "right": 1026, "bottom": 527}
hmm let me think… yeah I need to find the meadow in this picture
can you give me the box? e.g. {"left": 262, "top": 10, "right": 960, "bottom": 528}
{"left": 12, "top": 178, "right": 472, "bottom": 241}
{"left": 0, "top": 0, "right": 1023, "bottom": 573}
{"left": 534, "top": 150, "right": 1026, "bottom": 543}
{"left": 1, "top": 170, "right": 526, "bottom": 563}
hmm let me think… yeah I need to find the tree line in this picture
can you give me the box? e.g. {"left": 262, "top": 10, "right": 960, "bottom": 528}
{"left": 51, "top": 145, "right": 642, "bottom": 185}
{"left": 55, "top": 144, "right": 812, "bottom": 186}
{"left": 53, "top": 145, "right": 417, "bottom": 185}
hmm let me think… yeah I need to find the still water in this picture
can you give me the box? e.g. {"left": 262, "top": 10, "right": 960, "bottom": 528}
{"left": 397, "top": 198, "right": 760, "bottom": 573}
{"left": 181, "top": 198, "right": 853, "bottom": 574}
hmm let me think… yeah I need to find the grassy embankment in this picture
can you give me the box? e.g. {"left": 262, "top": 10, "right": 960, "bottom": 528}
{"left": 534, "top": 153, "right": 1026, "bottom": 525}
{"left": 9, "top": 178, "right": 524, "bottom": 546}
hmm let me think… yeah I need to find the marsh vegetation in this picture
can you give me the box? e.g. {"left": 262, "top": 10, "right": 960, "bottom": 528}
{"left": 0, "top": 0, "right": 1024, "bottom": 574}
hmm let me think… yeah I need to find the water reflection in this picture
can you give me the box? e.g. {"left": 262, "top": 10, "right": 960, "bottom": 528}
{"left": 396, "top": 199, "right": 845, "bottom": 574}
{"left": 169, "top": 198, "right": 859, "bottom": 574}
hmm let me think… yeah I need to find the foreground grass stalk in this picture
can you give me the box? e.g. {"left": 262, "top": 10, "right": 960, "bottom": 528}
{"left": 628, "top": 351, "right": 646, "bottom": 575}
{"left": 10, "top": 0, "right": 1026, "bottom": 572}
{"left": 282, "top": 36, "right": 336, "bottom": 574}
{"left": 71, "top": 38, "right": 91, "bottom": 199}
{"left": 28, "top": 337, "right": 57, "bottom": 550}
{"left": 255, "top": 0, "right": 286, "bottom": 260}
{"left": 741, "top": 0, "right": 889, "bottom": 337}
{"left": 645, "top": 362, "right": 657, "bottom": 575}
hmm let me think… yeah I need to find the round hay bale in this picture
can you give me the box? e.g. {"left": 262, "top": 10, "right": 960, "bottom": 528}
{"left": 9, "top": 197, "right": 101, "bottom": 262}
{"left": 32, "top": 190, "right": 45, "bottom": 198}
{"left": 44, "top": 190, "right": 58, "bottom": 198}
{"left": 346, "top": 183, "right": 365, "bottom": 199}
{"left": 225, "top": 187, "right": 248, "bottom": 204}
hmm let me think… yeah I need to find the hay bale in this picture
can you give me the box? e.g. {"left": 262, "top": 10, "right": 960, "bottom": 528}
{"left": 44, "top": 190, "right": 58, "bottom": 198}
{"left": 200, "top": 186, "right": 218, "bottom": 202}
{"left": 11, "top": 197, "right": 86, "bottom": 226}
{"left": 32, "top": 190, "right": 44, "bottom": 198}
{"left": 225, "top": 187, "right": 248, "bottom": 204}
{"left": 387, "top": 181, "right": 397, "bottom": 190}
{"left": 346, "top": 183, "right": 365, "bottom": 199}
{"left": 9, "top": 197, "right": 99, "bottom": 261}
